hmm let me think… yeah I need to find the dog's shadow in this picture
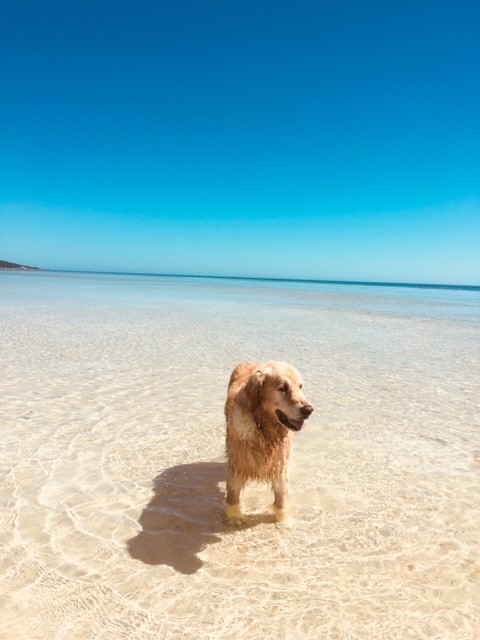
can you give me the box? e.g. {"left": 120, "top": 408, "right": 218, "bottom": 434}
{"left": 127, "top": 461, "right": 275, "bottom": 574}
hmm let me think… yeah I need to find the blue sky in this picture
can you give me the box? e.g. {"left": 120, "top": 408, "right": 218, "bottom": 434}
{"left": 1, "top": 0, "right": 479, "bottom": 284}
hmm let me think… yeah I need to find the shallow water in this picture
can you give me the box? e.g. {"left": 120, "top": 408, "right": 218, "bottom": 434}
{"left": 1, "top": 271, "right": 479, "bottom": 639}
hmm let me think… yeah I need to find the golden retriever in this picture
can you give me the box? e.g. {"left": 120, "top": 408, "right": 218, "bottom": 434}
{"left": 224, "top": 361, "right": 314, "bottom": 525}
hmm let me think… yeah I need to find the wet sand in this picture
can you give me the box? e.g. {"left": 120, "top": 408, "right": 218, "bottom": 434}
{"left": 1, "top": 272, "right": 479, "bottom": 639}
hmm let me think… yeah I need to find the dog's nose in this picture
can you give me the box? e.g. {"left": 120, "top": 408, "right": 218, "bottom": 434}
{"left": 301, "top": 403, "right": 314, "bottom": 418}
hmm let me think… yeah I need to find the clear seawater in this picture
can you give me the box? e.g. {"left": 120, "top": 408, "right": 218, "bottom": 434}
{"left": 1, "top": 270, "right": 479, "bottom": 639}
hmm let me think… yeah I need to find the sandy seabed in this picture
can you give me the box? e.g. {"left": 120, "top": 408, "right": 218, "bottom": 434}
{"left": 1, "top": 272, "right": 479, "bottom": 639}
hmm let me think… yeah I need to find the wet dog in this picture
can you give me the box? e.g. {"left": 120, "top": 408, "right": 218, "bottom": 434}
{"left": 224, "top": 361, "right": 314, "bottom": 524}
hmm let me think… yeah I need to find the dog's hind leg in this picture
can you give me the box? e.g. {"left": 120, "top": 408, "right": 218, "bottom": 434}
{"left": 224, "top": 474, "right": 246, "bottom": 526}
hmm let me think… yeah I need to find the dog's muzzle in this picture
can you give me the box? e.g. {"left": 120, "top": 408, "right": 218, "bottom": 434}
{"left": 276, "top": 405, "right": 313, "bottom": 431}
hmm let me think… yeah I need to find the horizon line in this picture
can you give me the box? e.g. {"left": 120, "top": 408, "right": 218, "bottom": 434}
{"left": 38, "top": 268, "right": 480, "bottom": 292}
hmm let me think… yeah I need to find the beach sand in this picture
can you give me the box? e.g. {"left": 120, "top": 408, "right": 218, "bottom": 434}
{"left": 1, "top": 272, "right": 479, "bottom": 639}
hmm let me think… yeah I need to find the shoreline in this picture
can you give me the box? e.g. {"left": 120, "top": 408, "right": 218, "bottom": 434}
{"left": 0, "top": 260, "right": 41, "bottom": 271}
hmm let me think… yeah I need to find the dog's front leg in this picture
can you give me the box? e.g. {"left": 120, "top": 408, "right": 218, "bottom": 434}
{"left": 224, "top": 474, "right": 246, "bottom": 526}
{"left": 272, "top": 476, "right": 289, "bottom": 522}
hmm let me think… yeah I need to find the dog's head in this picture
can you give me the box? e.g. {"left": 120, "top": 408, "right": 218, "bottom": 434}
{"left": 244, "top": 362, "right": 314, "bottom": 432}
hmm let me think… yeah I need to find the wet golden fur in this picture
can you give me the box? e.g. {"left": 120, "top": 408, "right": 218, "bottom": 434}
{"left": 224, "top": 361, "right": 314, "bottom": 525}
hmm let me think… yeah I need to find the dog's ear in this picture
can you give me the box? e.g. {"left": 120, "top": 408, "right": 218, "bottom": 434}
{"left": 241, "top": 369, "right": 265, "bottom": 414}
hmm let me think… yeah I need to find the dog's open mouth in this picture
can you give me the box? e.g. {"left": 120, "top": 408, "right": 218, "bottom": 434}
{"left": 276, "top": 410, "right": 304, "bottom": 432}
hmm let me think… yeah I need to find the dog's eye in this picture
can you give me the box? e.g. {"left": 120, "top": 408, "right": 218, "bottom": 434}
{"left": 299, "top": 383, "right": 303, "bottom": 389}
{"left": 279, "top": 382, "right": 290, "bottom": 393}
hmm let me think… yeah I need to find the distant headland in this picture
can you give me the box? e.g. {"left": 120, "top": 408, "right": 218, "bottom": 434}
{"left": 0, "top": 260, "right": 41, "bottom": 271}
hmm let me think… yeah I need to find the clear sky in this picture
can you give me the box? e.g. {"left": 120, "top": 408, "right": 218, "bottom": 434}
{"left": 1, "top": 0, "right": 479, "bottom": 284}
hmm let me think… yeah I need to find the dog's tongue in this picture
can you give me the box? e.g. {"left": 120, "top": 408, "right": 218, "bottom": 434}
{"left": 290, "top": 418, "right": 305, "bottom": 431}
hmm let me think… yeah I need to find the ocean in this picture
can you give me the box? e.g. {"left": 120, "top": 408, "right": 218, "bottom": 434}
{"left": 1, "top": 270, "right": 479, "bottom": 639}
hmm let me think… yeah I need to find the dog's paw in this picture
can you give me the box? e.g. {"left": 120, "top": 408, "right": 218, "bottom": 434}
{"left": 272, "top": 504, "right": 291, "bottom": 525}
{"left": 224, "top": 503, "right": 247, "bottom": 527}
